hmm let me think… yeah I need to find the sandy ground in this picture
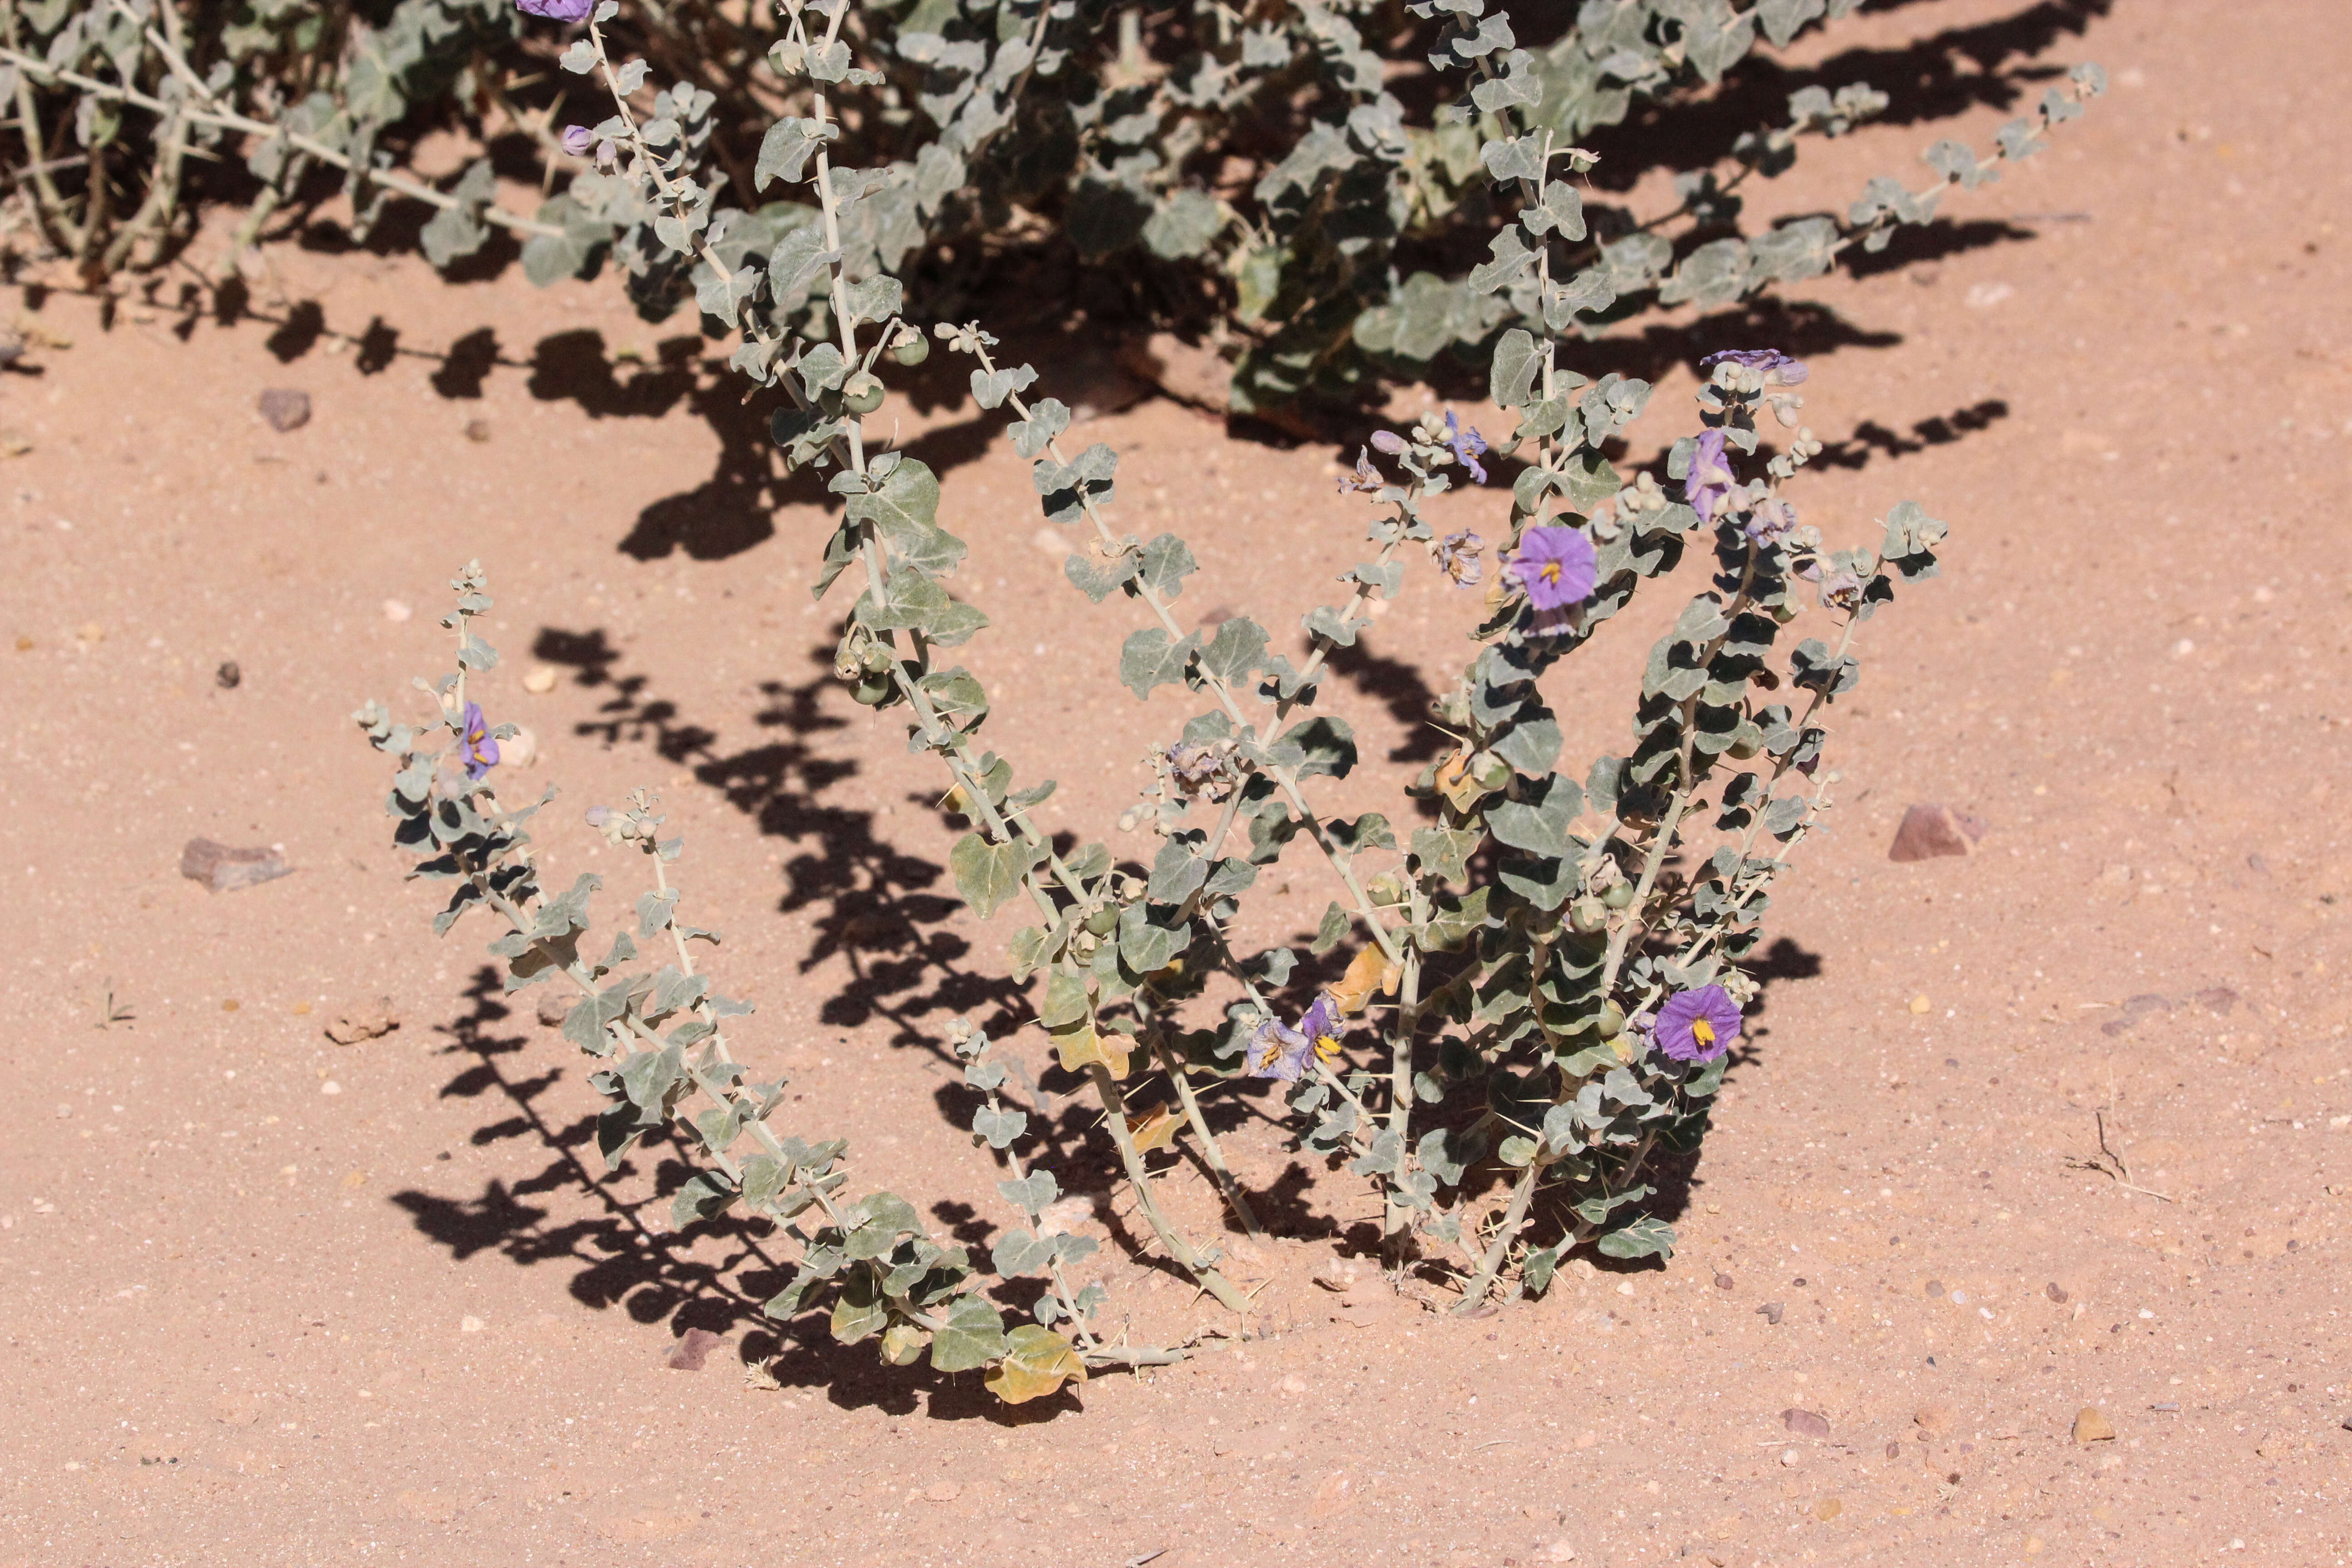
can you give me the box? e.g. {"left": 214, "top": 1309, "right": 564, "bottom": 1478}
{"left": 4, "top": 0, "right": 2350, "bottom": 1563}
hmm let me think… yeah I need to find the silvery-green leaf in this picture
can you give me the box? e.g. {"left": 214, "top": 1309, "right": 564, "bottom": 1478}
{"left": 949, "top": 832, "right": 1044, "bottom": 919}
{"left": 1597, "top": 1215, "right": 1676, "bottom": 1260}
{"left": 997, "top": 1171, "right": 1057, "bottom": 1217}
{"left": 1136, "top": 533, "right": 1197, "bottom": 601}
{"left": 1117, "top": 627, "right": 1199, "bottom": 699}
{"left": 1198, "top": 616, "right": 1267, "bottom": 686}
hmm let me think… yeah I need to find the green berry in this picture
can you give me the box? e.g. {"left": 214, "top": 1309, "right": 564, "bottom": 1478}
{"left": 842, "top": 373, "right": 885, "bottom": 415}
{"left": 890, "top": 335, "right": 930, "bottom": 367}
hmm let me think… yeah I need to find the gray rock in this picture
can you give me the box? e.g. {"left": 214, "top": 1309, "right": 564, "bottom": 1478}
{"left": 180, "top": 838, "right": 290, "bottom": 892}
{"left": 1783, "top": 1408, "right": 1831, "bottom": 1439}
{"left": 258, "top": 388, "right": 311, "bottom": 432}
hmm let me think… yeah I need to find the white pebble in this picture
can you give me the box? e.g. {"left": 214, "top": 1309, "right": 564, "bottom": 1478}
{"left": 319, "top": 1080, "right": 343, "bottom": 1096}
{"left": 382, "top": 599, "right": 412, "bottom": 623}
{"left": 460, "top": 1315, "right": 484, "bottom": 1333}
{"left": 1780, "top": 1449, "right": 1799, "bottom": 1466}
{"left": 522, "top": 665, "right": 559, "bottom": 694}
{"left": 500, "top": 725, "right": 539, "bottom": 768}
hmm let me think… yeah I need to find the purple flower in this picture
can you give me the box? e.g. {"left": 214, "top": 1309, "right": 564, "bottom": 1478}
{"left": 1684, "top": 428, "right": 1739, "bottom": 523}
{"left": 516, "top": 0, "right": 596, "bottom": 20}
{"left": 1506, "top": 524, "right": 1597, "bottom": 612}
{"left": 1654, "top": 984, "right": 1742, "bottom": 1064}
{"left": 1337, "top": 446, "right": 1382, "bottom": 495}
{"left": 1246, "top": 995, "right": 1345, "bottom": 1082}
{"left": 1699, "top": 348, "right": 1808, "bottom": 385}
{"left": 458, "top": 700, "right": 501, "bottom": 781}
{"left": 1369, "top": 430, "right": 1407, "bottom": 455}
{"left": 1435, "top": 529, "right": 1485, "bottom": 587}
{"left": 1744, "top": 496, "right": 1797, "bottom": 544}
{"left": 1442, "top": 411, "right": 1489, "bottom": 484}
{"left": 561, "top": 124, "right": 595, "bottom": 157}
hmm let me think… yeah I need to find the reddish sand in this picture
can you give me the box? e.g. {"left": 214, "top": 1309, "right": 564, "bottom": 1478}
{"left": 4, "top": 0, "right": 2349, "bottom": 1562}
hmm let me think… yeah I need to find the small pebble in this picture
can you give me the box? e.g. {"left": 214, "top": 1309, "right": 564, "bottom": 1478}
{"left": 460, "top": 1316, "right": 484, "bottom": 1334}
{"left": 463, "top": 419, "right": 491, "bottom": 443}
{"left": 382, "top": 599, "right": 412, "bottom": 624}
{"left": 179, "top": 837, "right": 291, "bottom": 893}
{"left": 1884, "top": 1440, "right": 1902, "bottom": 1460}
{"left": 215, "top": 661, "right": 241, "bottom": 689}
{"left": 1908, "top": 995, "right": 1932, "bottom": 1015}
{"left": 1615, "top": 1281, "right": 1634, "bottom": 1297}
{"left": 665, "top": 1327, "right": 724, "bottom": 1371}
{"left": 319, "top": 1080, "right": 342, "bottom": 1096}
{"left": 1280, "top": 1374, "right": 1307, "bottom": 1394}
{"left": 522, "top": 665, "right": 559, "bottom": 694}
{"left": 258, "top": 388, "right": 311, "bottom": 432}
{"left": 1783, "top": 1408, "right": 1831, "bottom": 1440}
{"left": 2045, "top": 1281, "right": 2069, "bottom": 1303}
{"left": 1779, "top": 1449, "right": 1799, "bottom": 1467}
{"left": 1756, "top": 1301, "right": 1785, "bottom": 1325}
{"left": 1924, "top": 1279, "right": 1946, "bottom": 1299}
{"left": 1888, "top": 802, "right": 1983, "bottom": 862}
{"left": 922, "top": 1480, "right": 961, "bottom": 1503}
{"left": 1915, "top": 1406, "right": 1952, "bottom": 1433}
{"left": 501, "top": 725, "right": 539, "bottom": 768}
{"left": 2073, "top": 1406, "right": 2117, "bottom": 1444}
{"left": 1713, "top": 1272, "right": 1734, "bottom": 1290}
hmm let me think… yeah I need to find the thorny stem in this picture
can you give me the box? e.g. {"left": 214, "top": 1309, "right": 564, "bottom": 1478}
{"left": 1087, "top": 1063, "right": 1251, "bottom": 1313}
{"left": 1145, "top": 1024, "right": 1264, "bottom": 1240}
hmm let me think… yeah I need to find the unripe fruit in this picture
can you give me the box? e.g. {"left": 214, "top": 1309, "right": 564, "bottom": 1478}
{"left": 1569, "top": 897, "right": 1609, "bottom": 934}
{"left": 842, "top": 373, "right": 885, "bottom": 415}
{"left": 1083, "top": 903, "right": 1119, "bottom": 937}
{"left": 1594, "top": 1002, "right": 1626, "bottom": 1039}
{"left": 1601, "top": 882, "right": 1635, "bottom": 910}
{"left": 890, "top": 334, "right": 930, "bottom": 367}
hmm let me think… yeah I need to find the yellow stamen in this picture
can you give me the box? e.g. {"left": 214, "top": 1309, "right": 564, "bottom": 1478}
{"left": 1314, "top": 1032, "right": 1343, "bottom": 1061}
{"left": 1692, "top": 1019, "right": 1715, "bottom": 1048}
{"left": 1539, "top": 562, "right": 1561, "bottom": 584}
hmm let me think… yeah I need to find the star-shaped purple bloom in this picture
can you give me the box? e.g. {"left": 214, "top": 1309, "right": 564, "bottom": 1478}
{"left": 459, "top": 700, "right": 501, "bottom": 781}
{"left": 561, "top": 124, "right": 596, "bottom": 157}
{"left": 1699, "top": 348, "right": 1808, "bottom": 385}
{"left": 1507, "top": 524, "right": 1597, "bottom": 612}
{"left": 1654, "top": 984, "right": 1742, "bottom": 1063}
{"left": 1443, "top": 411, "right": 1489, "bottom": 484}
{"left": 1684, "top": 428, "right": 1738, "bottom": 522}
{"left": 1246, "top": 995, "right": 1345, "bottom": 1082}
{"left": 517, "top": 0, "right": 595, "bottom": 19}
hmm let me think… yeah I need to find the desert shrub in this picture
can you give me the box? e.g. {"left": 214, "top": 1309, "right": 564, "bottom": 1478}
{"left": 6, "top": 0, "right": 2096, "bottom": 414}
{"left": 3, "top": 0, "right": 2103, "bottom": 1403}
{"left": 324, "top": 1, "right": 2103, "bottom": 1403}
